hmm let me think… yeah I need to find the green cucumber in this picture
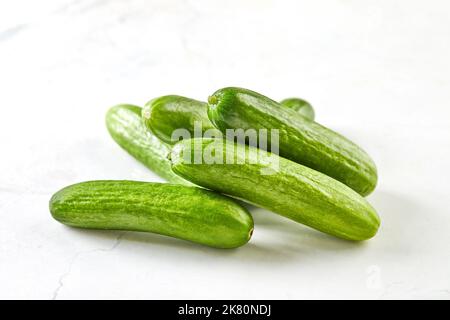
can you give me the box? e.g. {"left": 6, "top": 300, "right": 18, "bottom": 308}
{"left": 105, "top": 104, "right": 188, "bottom": 185}
{"left": 207, "top": 87, "right": 377, "bottom": 196}
{"left": 49, "top": 180, "right": 254, "bottom": 248}
{"left": 280, "top": 97, "right": 315, "bottom": 120}
{"left": 142, "top": 95, "right": 315, "bottom": 145}
{"left": 170, "top": 138, "right": 380, "bottom": 241}
{"left": 142, "top": 95, "right": 219, "bottom": 144}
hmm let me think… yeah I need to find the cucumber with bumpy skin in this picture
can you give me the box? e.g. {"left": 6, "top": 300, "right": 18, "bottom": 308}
{"left": 142, "top": 95, "right": 315, "bottom": 145}
{"left": 170, "top": 138, "right": 380, "bottom": 241}
{"left": 105, "top": 104, "right": 188, "bottom": 185}
{"left": 142, "top": 96, "right": 219, "bottom": 144}
{"left": 280, "top": 97, "right": 315, "bottom": 120}
{"left": 49, "top": 180, "right": 254, "bottom": 248}
{"left": 207, "top": 87, "right": 377, "bottom": 196}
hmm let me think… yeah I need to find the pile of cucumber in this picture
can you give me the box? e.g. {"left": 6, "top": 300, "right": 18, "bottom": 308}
{"left": 50, "top": 87, "right": 380, "bottom": 248}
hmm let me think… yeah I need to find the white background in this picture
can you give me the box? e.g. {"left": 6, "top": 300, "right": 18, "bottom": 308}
{"left": 1, "top": 0, "right": 450, "bottom": 299}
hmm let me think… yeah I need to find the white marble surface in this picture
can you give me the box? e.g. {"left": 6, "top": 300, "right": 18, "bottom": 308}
{"left": 1, "top": 0, "right": 450, "bottom": 299}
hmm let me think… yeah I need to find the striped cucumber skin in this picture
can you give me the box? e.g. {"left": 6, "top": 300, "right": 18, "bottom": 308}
{"left": 207, "top": 87, "right": 377, "bottom": 196}
{"left": 142, "top": 95, "right": 219, "bottom": 144}
{"left": 142, "top": 95, "right": 314, "bottom": 145}
{"left": 105, "top": 104, "right": 188, "bottom": 185}
{"left": 280, "top": 97, "right": 315, "bottom": 120}
{"left": 170, "top": 138, "right": 380, "bottom": 241}
{"left": 50, "top": 181, "right": 254, "bottom": 248}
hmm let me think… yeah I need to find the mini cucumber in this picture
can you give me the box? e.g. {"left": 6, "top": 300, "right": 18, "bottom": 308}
{"left": 170, "top": 138, "right": 380, "bottom": 241}
{"left": 280, "top": 97, "right": 315, "bottom": 120}
{"left": 49, "top": 180, "right": 254, "bottom": 248}
{"left": 105, "top": 104, "right": 188, "bottom": 184}
{"left": 142, "top": 95, "right": 315, "bottom": 145}
{"left": 142, "top": 95, "right": 219, "bottom": 144}
{"left": 207, "top": 87, "right": 377, "bottom": 196}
